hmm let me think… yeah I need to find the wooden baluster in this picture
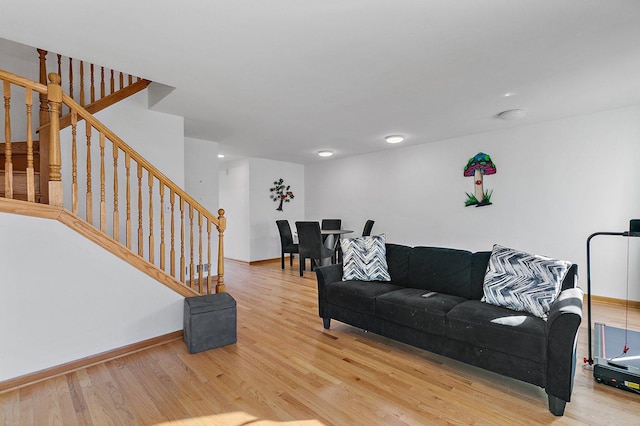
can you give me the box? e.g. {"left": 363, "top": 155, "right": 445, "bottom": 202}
{"left": 68, "top": 58, "right": 74, "bottom": 101}
{"left": 100, "top": 67, "right": 105, "bottom": 99}
{"left": 128, "top": 75, "right": 133, "bottom": 86}
{"left": 189, "top": 204, "right": 194, "bottom": 289}
{"left": 4, "top": 81, "right": 13, "bottom": 199}
{"left": 148, "top": 172, "right": 154, "bottom": 264}
{"left": 137, "top": 163, "right": 143, "bottom": 257}
{"left": 37, "top": 49, "right": 49, "bottom": 127}
{"left": 180, "top": 197, "right": 185, "bottom": 283}
{"left": 119, "top": 72, "right": 124, "bottom": 90}
{"left": 71, "top": 111, "right": 78, "bottom": 213}
{"left": 170, "top": 190, "right": 176, "bottom": 277}
{"left": 90, "top": 64, "right": 95, "bottom": 103}
{"left": 207, "top": 220, "right": 212, "bottom": 294}
{"left": 57, "top": 54, "right": 61, "bottom": 82}
{"left": 57, "top": 54, "right": 62, "bottom": 111}
{"left": 47, "top": 73, "right": 63, "bottom": 207}
{"left": 37, "top": 50, "right": 51, "bottom": 203}
{"left": 79, "top": 61, "right": 85, "bottom": 106}
{"left": 216, "top": 209, "right": 226, "bottom": 293}
{"left": 125, "top": 153, "right": 131, "bottom": 249}
{"left": 25, "top": 88, "right": 35, "bottom": 202}
{"left": 113, "top": 143, "right": 119, "bottom": 241}
{"left": 160, "top": 185, "right": 165, "bottom": 272}
{"left": 198, "top": 211, "right": 203, "bottom": 293}
{"left": 110, "top": 70, "right": 114, "bottom": 94}
{"left": 99, "top": 133, "right": 106, "bottom": 232}
{"left": 85, "top": 121, "right": 93, "bottom": 223}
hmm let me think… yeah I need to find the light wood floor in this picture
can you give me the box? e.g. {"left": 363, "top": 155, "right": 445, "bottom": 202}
{"left": 2, "top": 259, "right": 640, "bottom": 425}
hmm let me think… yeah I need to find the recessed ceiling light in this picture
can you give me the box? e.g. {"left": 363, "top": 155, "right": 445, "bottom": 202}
{"left": 497, "top": 109, "right": 526, "bottom": 120}
{"left": 217, "top": 154, "right": 225, "bottom": 158}
{"left": 318, "top": 150, "right": 333, "bottom": 157}
{"left": 503, "top": 92, "right": 517, "bottom": 97}
{"left": 385, "top": 135, "right": 405, "bottom": 144}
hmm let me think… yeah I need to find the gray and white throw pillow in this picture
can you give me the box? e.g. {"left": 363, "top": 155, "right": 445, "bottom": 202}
{"left": 482, "top": 244, "right": 571, "bottom": 319}
{"left": 341, "top": 234, "right": 391, "bottom": 282}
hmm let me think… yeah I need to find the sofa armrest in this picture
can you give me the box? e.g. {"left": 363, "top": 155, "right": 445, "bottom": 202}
{"left": 545, "top": 287, "right": 583, "bottom": 407}
{"left": 560, "top": 264, "right": 578, "bottom": 291}
{"left": 315, "top": 263, "right": 343, "bottom": 319}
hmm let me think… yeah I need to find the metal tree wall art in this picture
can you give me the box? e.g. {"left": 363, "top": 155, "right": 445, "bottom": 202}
{"left": 270, "top": 178, "right": 295, "bottom": 211}
{"left": 464, "top": 152, "right": 496, "bottom": 207}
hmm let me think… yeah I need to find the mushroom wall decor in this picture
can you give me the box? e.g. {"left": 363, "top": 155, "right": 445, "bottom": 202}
{"left": 270, "top": 178, "right": 295, "bottom": 211}
{"left": 464, "top": 152, "right": 496, "bottom": 207}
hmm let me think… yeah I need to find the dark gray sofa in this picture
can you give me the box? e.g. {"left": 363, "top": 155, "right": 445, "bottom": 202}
{"left": 315, "top": 244, "right": 583, "bottom": 416}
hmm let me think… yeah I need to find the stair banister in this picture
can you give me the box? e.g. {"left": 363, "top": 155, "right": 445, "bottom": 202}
{"left": 1, "top": 68, "right": 226, "bottom": 296}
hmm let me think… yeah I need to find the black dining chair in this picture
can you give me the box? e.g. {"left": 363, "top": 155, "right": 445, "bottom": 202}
{"left": 295, "top": 221, "right": 334, "bottom": 277}
{"left": 321, "top": 219, "right": 342, "bottom": 231}
{"left": 276, "top": 220, "right": 299, "bottom": 269}
{"left": 321, "top": 219, "right": 342, "bottom": 262}
{"left": 362, "top": 219, "right": 375, "bottom": 236}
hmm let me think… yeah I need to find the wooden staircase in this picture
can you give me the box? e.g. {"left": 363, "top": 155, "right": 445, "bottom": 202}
{"left": 0, "top": 49, "right": 226, "bottom": 297}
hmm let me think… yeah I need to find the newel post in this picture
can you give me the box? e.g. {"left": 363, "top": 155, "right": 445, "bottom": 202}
{"left": 47, "top": 73, "right": 63, "bottom": 206}
{"left": 216, "top": 208, "right": 226, "bottom": 293}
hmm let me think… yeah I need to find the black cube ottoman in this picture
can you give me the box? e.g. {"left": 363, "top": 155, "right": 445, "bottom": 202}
{"left": 183, "top": 292, "right": 237, "bottom": 354}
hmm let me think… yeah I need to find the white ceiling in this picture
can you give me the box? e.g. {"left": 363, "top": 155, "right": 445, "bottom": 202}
{"left": 2, "top": 1, "right": 640, "bottom": 164}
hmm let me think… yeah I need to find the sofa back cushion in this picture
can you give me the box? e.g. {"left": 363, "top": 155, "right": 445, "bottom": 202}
{"left": 385, "top": 243, "right": 412, "bottom": 286}
{"left": 407, "top": 247, "right": 477, "bottom": 298}
{"left": 385, "top": 244, "right": 491, "bottom": 300}
{"left": 471, "top": 251, "right": 491, "bottom": 300}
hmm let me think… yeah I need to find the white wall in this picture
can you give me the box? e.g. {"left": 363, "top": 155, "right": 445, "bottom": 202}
{"left": 96, "top": 91, "right": 185, "bottom": 188}
{"left": 185, "top": 137, "right": 220, "bottom": 272}
{"left": 0, "top": 38, "right": 41, "bottom": 143}
{"left": 219, "top": 158, "right": 305, "bottom": 262}
{"left": 0, "top": 212, "right": 183, "bottom": 382}
{"left": 249, "top": 158, "right": 305, "bottom": 262}
{"left": 185, "top": 137, "right": 219, "bottom": 214}
{"left": 0, "top": 37, "right": 39, "bottom": 80}
{"left": 305, "top": 105, "right": 640, "bottom": 300}
{"left": 219, "top": 160, "right": 251, "bottom": 261}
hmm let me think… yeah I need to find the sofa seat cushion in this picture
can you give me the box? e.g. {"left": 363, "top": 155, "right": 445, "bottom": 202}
{"left": 446, "top": 300, "right": 546, "bottom": 363}
{"left": 376, "top": 288, "right": 466, "bottom": 336}
{"left": 326, "top": 281, "right": 403, "bottom": 315}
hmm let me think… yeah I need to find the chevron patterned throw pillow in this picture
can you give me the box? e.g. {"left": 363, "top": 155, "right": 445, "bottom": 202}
{"left": 482, "top": 244, "right": 571, "bottom": 319}
{"left": 341, "top": 234, "right": 391, "bottom": 282}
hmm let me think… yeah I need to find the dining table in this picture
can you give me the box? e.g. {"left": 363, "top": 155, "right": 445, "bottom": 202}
{"left": 320, "top": 229, "right": 353, "bottom": 265}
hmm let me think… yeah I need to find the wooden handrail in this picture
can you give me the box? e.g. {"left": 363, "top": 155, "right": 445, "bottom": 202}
{"left": 0, "top": 68, "right": 225, "bottom": 295}
{"left": 0, "top": 69, "right": 48, "bottom": 93}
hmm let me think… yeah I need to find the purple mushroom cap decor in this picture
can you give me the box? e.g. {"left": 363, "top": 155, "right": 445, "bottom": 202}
{"left": 464, "top": 152, "right": 496, "bottom": 207}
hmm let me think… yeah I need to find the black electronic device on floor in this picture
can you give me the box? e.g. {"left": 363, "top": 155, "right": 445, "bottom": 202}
{"left": 586, "top": 219, "right": 640, "bottom": 393}
{"left": 593, "top": 323, "right": 640, "bottom": 393}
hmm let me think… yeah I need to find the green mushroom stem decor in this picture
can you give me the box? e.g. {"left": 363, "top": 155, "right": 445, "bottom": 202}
{"left": 464, "top": 152, "right": 496, "bottom": 207}
{"left": 270, "top": 178, "right": 295, "bottom": 211}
